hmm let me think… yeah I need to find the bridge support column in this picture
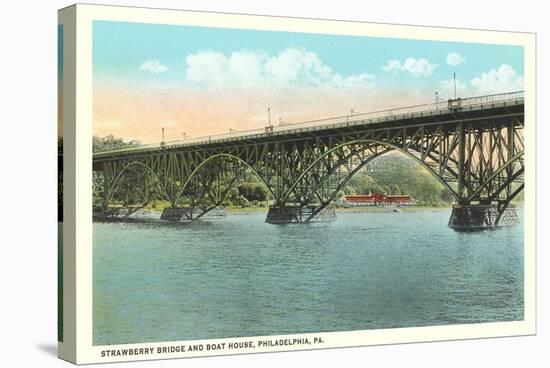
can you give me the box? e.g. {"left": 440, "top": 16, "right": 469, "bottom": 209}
{"left": 448, "top": 204, "right": 519, "bottom": 230}
{"left": 161, "top": 207, "right": 186, "bottom": 221}
{"left": 265, "top": 205, "right": 336, "bottom": 224}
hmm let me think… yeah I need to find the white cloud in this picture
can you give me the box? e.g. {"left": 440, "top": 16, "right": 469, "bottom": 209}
{"left": 381, "top": 59, "right": 402, "bottom": 73}
{"left": 381, "top": 57, "right": 438, "bottom": 77}
{"left": 185, "top": 47, "right": 376, "bottom": 89}
{"left": 186, "top": 50, "right": 265, "bottom": 87}
{"left": 437, "top": 64, "right": 524, "bottom": 98}
{"left": 446, "top": 52, "right": 466, "bottom": 66}
{"left": 139, "top": 59, "right": 169, "bottom": 74}
{"left": 470, "top": 64, "right": 523, "bottom": 94}
{"left": 403, "top": 58, "right": 438, "bottom": 77}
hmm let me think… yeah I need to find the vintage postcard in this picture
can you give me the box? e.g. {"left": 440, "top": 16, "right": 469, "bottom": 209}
{"left": 58, "top": 4, "right": 536, "bottom": 364}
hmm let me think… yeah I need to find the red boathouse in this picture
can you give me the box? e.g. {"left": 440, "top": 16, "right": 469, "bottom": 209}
{"left": 342, "top": 193, "right": 415, "bottom": 206}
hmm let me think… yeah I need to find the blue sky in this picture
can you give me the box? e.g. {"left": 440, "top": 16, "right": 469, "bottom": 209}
{"left": 93, "top": 20, "right": 524, "bottom": 95}
{"left": 58, "top": 25, "right": 63, "bottom": 137}
{"left": 92, "top": 20, "right": 524, "bottom": 142}
{"left": 58, "top": 25, "right": 63, "bottom": 81}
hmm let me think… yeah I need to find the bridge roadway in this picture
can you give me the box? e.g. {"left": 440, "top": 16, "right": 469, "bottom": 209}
{"left": 92, "top": 91, "right": 525, "bottom": 229}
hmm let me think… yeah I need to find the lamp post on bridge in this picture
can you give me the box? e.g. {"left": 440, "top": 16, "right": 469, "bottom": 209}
{"left": 346, "top": 108, "right": 355, "bottom": 122}
{"left": 453, "top": 72, "right": 457, "bottom": 99}
{"left": 265, "top": 107, "right": 273, "bottom": 134}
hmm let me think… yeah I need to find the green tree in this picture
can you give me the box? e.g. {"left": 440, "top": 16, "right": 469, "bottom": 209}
{"left": 252, "top": 185, "right": 268, "bottom": 201}
{"left": 93, "top": 135, "right": 141, "bottom": 152}
{"left": 440, "top": 188, "right": 454, "bottom": 203}
{"left": 237, "top": 182, "right": 268, "bottom": 202}
{"left": 388, "top": 184, "right": 401, "bottom": 195}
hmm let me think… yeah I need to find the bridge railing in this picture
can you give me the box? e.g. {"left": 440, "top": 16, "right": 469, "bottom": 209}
{"left": 95, "top": 91, "right": 524, "bottom": 156}
{"left": 454, "top": 91, "right": 524, "bottom": 107}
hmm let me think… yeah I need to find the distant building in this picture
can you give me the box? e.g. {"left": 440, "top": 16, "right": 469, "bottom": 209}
{"left": 341, "top": 193, "right": 415, "bottom": 207}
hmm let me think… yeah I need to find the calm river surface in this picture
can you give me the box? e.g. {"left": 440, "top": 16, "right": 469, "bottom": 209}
{"left": 93, "top": 209, "right": 524, "bottom": 345}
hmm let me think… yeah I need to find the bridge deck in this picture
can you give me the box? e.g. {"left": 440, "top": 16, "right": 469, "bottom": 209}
{"left": 93, "top": 91, "right": 524, "bottom": 161}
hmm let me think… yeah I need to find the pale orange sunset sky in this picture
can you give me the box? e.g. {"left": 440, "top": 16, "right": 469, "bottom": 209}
{"left": 92, "top": 21, "right": 524, "bottom": 144}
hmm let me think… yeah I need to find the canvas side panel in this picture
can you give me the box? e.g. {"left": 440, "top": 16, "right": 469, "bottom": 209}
{"left": 523, "top": 33, "right": 537, "bottom": 334}
{"left": 58, "top": 5, "right": 77, "bottom": 364}
{"left": 57, "top": 22, "right": 63, "bottom": 344}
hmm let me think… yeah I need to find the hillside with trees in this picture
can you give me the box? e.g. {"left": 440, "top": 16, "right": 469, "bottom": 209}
{"left": 342, "top": 153, "right": 454, "bottom": 206}
{"left": 93, "top": 135, "right": 142, "bottom": 152}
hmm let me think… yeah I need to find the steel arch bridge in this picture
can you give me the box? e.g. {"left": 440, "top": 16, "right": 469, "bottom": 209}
{"left": 92, "top": 91, "right": 525, "bottom": 229}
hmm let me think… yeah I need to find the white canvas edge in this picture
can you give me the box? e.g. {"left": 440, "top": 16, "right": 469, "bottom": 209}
{"left": 62, "top": 3, "right": 536, "bottom": 364}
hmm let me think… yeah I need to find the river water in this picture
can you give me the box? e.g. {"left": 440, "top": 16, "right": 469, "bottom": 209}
{"left": 93, "top": 209, "right": 524, "bottom": 345}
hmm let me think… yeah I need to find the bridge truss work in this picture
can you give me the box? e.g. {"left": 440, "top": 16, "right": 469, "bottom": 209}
{"left": 91, "top": 91, "right": 525, "bottom": 229}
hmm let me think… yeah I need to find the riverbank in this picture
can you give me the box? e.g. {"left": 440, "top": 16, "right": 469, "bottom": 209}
{"left": 336, "top": 206, "right": 449, "bottom": 213}
{"left": 225, "top": 205, "right": 451, "bottom": 215}
{"left": 99, "top": 202, "right": 523, "bottom": 218}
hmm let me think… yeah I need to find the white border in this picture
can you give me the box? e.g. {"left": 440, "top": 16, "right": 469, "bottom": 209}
{"left": 68, "top": 4, "right": 536, "bottom": 364}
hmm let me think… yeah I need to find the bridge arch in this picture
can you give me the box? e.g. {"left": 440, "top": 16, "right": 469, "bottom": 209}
{"left": 299, "top": 149, "right": 392, "bottom": 212}
{"left": 173, "top": 153, "right": 276, "bottom": 207}
{"left": 104, "top": 161, "right": 170, "bottom": 207}
{"left": 280, "top": 138, "right": 460, "bottom": 206}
